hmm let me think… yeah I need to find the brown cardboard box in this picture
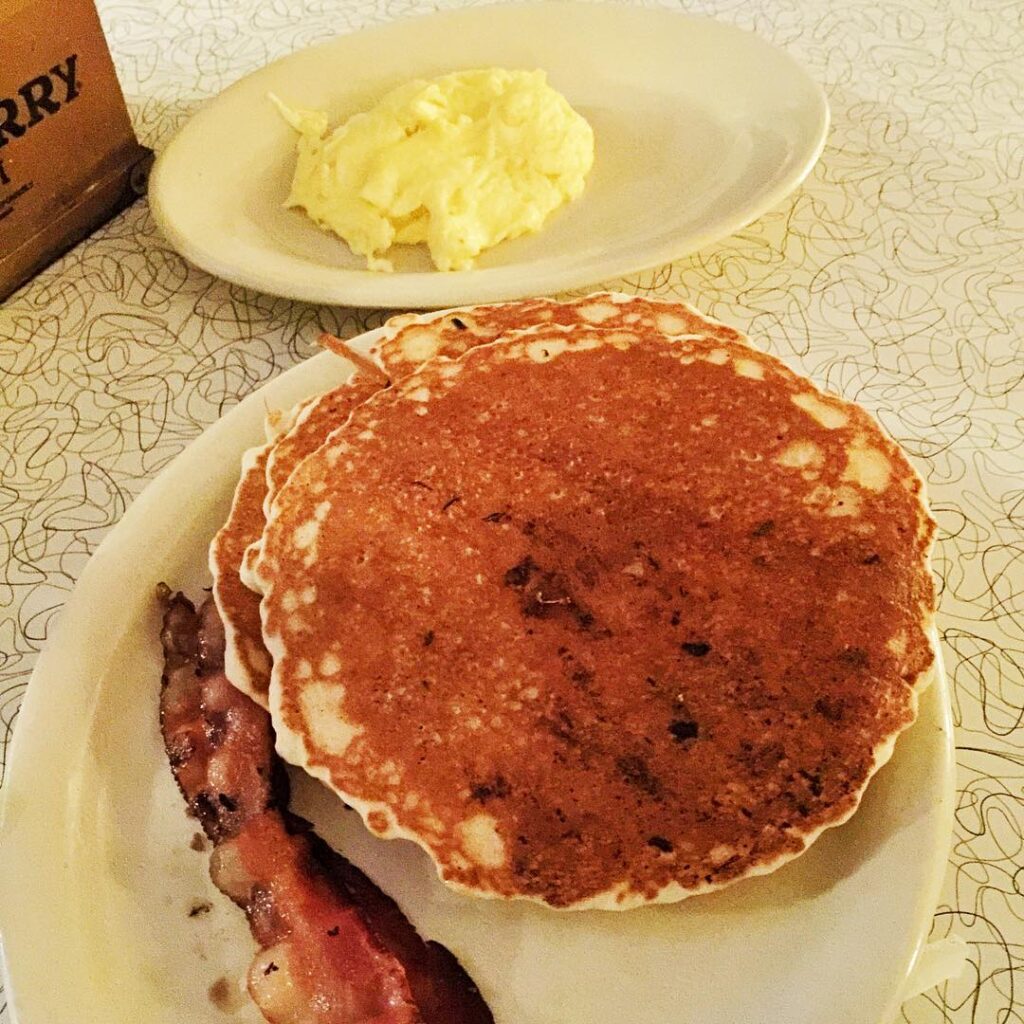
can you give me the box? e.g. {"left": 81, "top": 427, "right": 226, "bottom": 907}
{"left": 0, "top": 0, "right": 152, "bottom": 300}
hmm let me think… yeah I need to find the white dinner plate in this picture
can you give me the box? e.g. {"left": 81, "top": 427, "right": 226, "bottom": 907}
{"left": 148, "top": 2, "right": 829, "bottom": 308}
{"left": 0, "top": 334, "right": 954, "bottom": 1024}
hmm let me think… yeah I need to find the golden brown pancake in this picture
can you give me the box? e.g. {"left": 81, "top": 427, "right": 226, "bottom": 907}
{"left": 209, "top": 440, "right": 275, "bottom": 703}
{"left": 214, "top": 379, "right": 381, "bottom": 706}
{"left": 210, "top": 401, "right": 316, "bottom": 705}
{"left": 256, "top": 325, "right": 936, "bottom": 910}
{"left": 370, "top": 291, "right": 745, "bottom": 376}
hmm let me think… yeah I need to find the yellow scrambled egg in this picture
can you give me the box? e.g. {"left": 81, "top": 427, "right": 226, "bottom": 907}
{"left": 273, "top": 69, "right": 594, "bottom": 272}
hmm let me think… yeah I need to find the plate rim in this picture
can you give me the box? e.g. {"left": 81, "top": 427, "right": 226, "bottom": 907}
{"left": 0, "top": 339, "right": 955, "bottom": 1024}
{"left": 148, "top": 0, "right": 831, "bottom": 309}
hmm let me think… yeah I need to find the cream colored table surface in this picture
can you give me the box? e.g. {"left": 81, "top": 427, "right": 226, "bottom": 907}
{"left": 0, "top": 0, "right": 1021, "bottom": 1021}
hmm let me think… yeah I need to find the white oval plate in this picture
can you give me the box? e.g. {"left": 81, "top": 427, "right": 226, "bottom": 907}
{"left": 149, "top": 2, "right": 829, "bottom": 309}
{"left": 0, "top": 338, "right": 954, "bottom": 1024}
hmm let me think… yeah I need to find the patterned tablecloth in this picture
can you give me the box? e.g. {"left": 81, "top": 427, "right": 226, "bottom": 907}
{"left": 1, "top": 0, "right": 1021, "bottom": 1020}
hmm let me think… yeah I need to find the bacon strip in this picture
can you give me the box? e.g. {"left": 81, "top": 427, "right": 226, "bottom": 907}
{"left": 157, "top": 584, "right": 492, "bottom": 1024}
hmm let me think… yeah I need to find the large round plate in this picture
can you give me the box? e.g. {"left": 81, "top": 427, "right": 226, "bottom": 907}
{"left": 0, "top": 341, "right": 953, "bottom": 1024}
{"left": 148, "top": 3, "right": 829, "bottom": 309}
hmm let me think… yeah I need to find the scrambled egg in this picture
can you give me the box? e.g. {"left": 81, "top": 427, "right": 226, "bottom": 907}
{"left": 272, "top": 69, "right": 594, "bottom": 272}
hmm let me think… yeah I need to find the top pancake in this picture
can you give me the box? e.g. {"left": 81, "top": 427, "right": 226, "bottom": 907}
{"left": 256, "top": 324, "right": 936, "bottom": 910}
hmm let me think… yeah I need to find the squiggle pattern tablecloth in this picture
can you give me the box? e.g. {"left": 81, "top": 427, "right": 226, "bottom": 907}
{"left": 0, "top": 0, "right": 1021, "bottom": 1021}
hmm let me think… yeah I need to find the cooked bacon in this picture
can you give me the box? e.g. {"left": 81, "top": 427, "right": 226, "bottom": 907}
{"left": 158, "top": 584, "right": 280, "bottom": 842}
{"left": 157, "top": 585, "right": 492, "bottom": 1024}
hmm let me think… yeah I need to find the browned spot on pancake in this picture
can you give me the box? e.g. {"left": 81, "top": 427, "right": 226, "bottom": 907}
{"left": 680, "top": 641, "right": 712, "bottom": 657}
{"left": 837, "top": 646, "right": 870, "bottom": 668}
{"left": 570, "top": 666, "right": 594, "bottom": 688}
{"left": 616, "top": 755, "right": 663, "bottom": 798}
{"left": 503, "top": 556, "right": 603, "bottom": 633}
{"left": 261, "top": 326, "right": 936, "bottom": 908}
{"left": 471, "top": 776, "right": 511, "bottom": 802}
{"left": 668, "top": 719, "right": 699, "bottom": 742}
{"left": 503, "top": 556, "right": 536, "bottom": 588}
{"left": 814, "top": 696, "right": 846, "bottom": 722}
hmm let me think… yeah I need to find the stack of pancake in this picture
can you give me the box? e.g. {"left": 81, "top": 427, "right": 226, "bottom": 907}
{"left": 210, "top": 292, "right": 937, "bottom": 912}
